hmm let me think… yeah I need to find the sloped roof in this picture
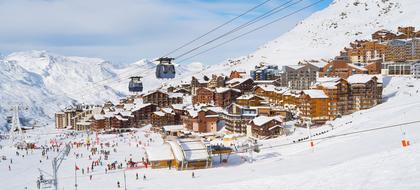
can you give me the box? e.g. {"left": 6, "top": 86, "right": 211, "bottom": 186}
{"left": 237, "top": 94, "right": 264, "bottom": 100}
{"left": 252, "top": 116, "right": 282, "bottom": 126}
{"left": 145, "top": 144, "right": 174, "bottom": 161}
{"left": 226, "top": 77, "right": 252, "bottom": 85}
{"left": 168, "top": 93, "right": 184, "bottom": 98}
{"left": 167, "top": 139, "right": 209, "bottom": 162}
{"left": 302, "top": 90, "right": 328, "bottom": 99}
{"left": 348, "top": 63, "right": 368, "bottom": 71}
{"left": 93, "top": 114, "right": 105, "bottom": 120}
{"left": 153, "top": 111, "right": 166, "bottom": 117}
{"left": 347, "top": 74, "right": 377, "bottom": 84}
{"left": 178, "top": 139, "right": 209, "bottom": 161}
{"left": 215, "top": 87, "right": 241, "bottom": 93}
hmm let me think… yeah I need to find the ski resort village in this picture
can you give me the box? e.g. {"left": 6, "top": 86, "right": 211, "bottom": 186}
{"left": 1, "top": 0, "right": 420, "bottom": 190}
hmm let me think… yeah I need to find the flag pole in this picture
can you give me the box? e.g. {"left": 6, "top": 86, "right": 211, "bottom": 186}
{"left": 75, "top": 163, "right": 78, "bottom": 190}
{"left": 124, "top": 170, "right": 127, "bottom": 190}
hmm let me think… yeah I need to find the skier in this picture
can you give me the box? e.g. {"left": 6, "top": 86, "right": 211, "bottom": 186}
{"left": 136, "top": 173, "right": 139, "bottom": 180}
{"left": 143, "top": 174, "right": 146, "bottom": 181}
{"left": 117, "top": 181, "right": 120, "bottom": 188}
{"left": 90, "top": 175, "right": 92, "bottom": 181}
{"left": 192, "top": 172, "right": 195, "bottom": 178}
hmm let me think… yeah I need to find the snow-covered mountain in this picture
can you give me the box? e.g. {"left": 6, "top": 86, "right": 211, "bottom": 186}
{"left": 0, "top": 50, "right": 204, "bottom": 130}
{"left": 200, "top": 0, "right": 420, "bottom": 75}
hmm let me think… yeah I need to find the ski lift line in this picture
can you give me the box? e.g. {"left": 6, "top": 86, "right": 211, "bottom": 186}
{"left": 65, "top": 66, "right": 148, "bottom": 97}
{"left": 162, "top": 0, "right": 275, "bottom": 57}
{"left": 259, "top": 120, "right": 420, "bottom": 150}
{"left": 177, "top": 0, "right": 326, "bottom": 63}
{"left": 173, "top": 0, "right": 301, "bottom": 60}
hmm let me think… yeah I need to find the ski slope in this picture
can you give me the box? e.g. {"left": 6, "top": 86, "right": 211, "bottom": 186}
{"left": 1, "top": 76, "right": 419, "bottom": 190}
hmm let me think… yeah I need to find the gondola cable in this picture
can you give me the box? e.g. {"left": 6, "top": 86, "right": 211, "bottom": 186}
{"left": 177, "top": 0, "right": 326, "bottom": 63}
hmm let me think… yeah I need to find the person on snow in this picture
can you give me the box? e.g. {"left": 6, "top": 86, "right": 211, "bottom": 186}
{"left": 192, "top": 172, "right": 195, "bottom": 178}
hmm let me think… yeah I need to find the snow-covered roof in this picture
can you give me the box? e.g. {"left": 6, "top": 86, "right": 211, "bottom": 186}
{"left": 131, "top": 103, "right": 151, "bottom": 111}
{"left": 153, "top": 111, "right": 166, "bottom": 117}
{"left": 187, "top": 109, "right": 199, "bottom": 118}
{"left": 115, "top": 115, "right": 128, "bottom": 121}
{"left": 145, "top": 144, "right": 174, "bottom": 161}
{"left": 104, "top": 112, "right": 115, "bottom": 118}
{"left": 305, "top": 60, "right": 329, "bottom": 68}
{"left": 167, "top": 141, "right": 184, "bottom": 161}
{"left": 252, "top": 116, "right": 282, "bottom": 126}
{"left": 283, "top": 90, "right": 300, "bottom": 97}
{"left": 302, "top": 90, "right": 328, "bottom": 99}
{"left": 315, "top": 77, "right": 341, "bottom": 89}
{"left": 169, "top": 93, "right": 184, "bottom": 98}
{"left": 268, "top": 125, "right": 283, "bottom": 131}
{"left": 287, "top": 65, "right": 305, "bottom": 70}
{"left": 120, "top": 111, "right": 133, "bottom": 117}
{"left": 205, "top": 106, "right": 224, "bottom": 113}
{"left": 171, "top": 104, "right": 186, "bottom": 110}
{"left": 237, "top": 94, "right": 264, "bottom": 100}
{"left": 178, "top": 139, "right": 209, "bottom": 161}
{"left": 226, "top": 77, "right": 252, "bottom": 85}
{"left": 348, "top": 63, "right": 368, "bottom": 71}
{"left": 93, "top": 114, "right": 105, "bottom": 120}
{"left": 256, "top": 84, "right": 277, "bottom": 92}
{"left": 163, "top": 125, "right": 185, "bottom": 132}
{"left": 347, "top": 74, "right": 376, "bottom": 84}
{"left": 161, "top": 108, "right": 174, "bottom": 114}
{"left": 215, "top": 87, "right": 240, "bottom": 93}
{"left": 317, "top": 77, "right": 340, "bottom": 83}
{"left": 76, "top": 121, "right": 91, "bottom": 126}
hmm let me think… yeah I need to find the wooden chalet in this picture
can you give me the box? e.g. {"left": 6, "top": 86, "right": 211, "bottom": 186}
{"left": 192, "top": 88, "right": 214, "bottom": 105}
{"left": 183, "top": 108, "right": 220, "bottom": 133}
{"left": 214, "top": 87, "right": 242, "bottom": 107}
{"left": 222, "top": 103, "right": 258, "bottom": 134}
{"left": 298, "top": 90, "right": 330, "bottom": 124}
{"left": 151, "top": 108, "right": 177, "bottom": 128}
{"left": 319, "top": 59, "right": 368, "bottom": 79}
{"left": 249, "top": 116, "right": 285, "bottom": 139}
{"left": 347, "top": 74, "right": 382, "bottom": 111}
{"left": 312, "top": 77, "right": 352, "bottom": 119}
{"left": 226, "top": 78, "right": 254, "bottom": 92}
{"left": 236, "top": 94, "right": 265, "bottom": 107}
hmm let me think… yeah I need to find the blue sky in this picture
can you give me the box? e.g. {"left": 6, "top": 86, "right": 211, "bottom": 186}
{"left": 0, "top": 0, "right": 333, "bottom": 65}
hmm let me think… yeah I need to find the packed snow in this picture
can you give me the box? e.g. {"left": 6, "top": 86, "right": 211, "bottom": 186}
{"left": 0, "top": 76, "right": 419, "bottom": 190}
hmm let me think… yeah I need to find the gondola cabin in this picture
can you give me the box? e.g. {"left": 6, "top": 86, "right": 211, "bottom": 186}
{"left": 128, "top": 76, "right": 143, "bottom": 93}
{"left": 156, "top": 57, "right": 176, "bottom": 79}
